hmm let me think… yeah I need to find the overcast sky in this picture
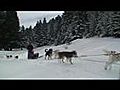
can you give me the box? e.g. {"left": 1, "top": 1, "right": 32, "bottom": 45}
{"left": 17, "top": 11, "right": 64, "bottom": 28}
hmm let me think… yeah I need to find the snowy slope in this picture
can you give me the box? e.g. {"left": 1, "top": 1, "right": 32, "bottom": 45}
{"left": 0, "top": 37, "right": 120, "bottom": 79}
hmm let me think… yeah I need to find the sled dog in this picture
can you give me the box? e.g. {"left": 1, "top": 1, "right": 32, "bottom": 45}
{"left": 45, "top": 48, "right": 53, "bottom": 60}
{"left": 103, "top": 49, "right": 120, "bottom": 70}
{"left": 57, "top": 50, "right": 78, "bottom": 64}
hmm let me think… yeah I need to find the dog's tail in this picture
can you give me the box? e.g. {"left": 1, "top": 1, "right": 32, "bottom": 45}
{"left": 45, "top": 49, "right": 48, "bottom": 52}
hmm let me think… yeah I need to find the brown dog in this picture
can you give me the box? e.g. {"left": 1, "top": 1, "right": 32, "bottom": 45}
{"left": 57, "top": 51, "right": 78, "bottom": 64}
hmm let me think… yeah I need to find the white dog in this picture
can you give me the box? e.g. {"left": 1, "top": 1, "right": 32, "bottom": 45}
{"left": 103, "top": 49, "right": 120, "bottom": 70}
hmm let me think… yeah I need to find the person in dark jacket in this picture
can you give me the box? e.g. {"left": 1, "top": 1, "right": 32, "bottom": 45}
{"left": 27, "top": 43, "right": 39, "bottom": 59}
{"left": 27, "top": 43, "right": 34, "bottom": 59}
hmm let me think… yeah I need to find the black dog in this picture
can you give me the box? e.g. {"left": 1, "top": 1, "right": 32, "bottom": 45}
{"left": 45, "top": 48, "right": 53, "bottom": 60}
{"left": 15, "top": 56, "right": 18, "bottom": 59}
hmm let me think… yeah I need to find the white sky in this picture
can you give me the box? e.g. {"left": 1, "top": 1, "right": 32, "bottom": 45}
{"left": 17, "top": 11, "right": 64, "bottom": 28}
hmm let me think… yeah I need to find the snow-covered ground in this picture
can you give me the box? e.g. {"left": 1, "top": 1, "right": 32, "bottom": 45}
{"left": 0, "top": 37, "right": 120, "bottom": 80}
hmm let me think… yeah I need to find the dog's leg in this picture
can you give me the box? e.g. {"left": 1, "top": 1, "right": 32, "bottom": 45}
{"left": 62, "top": 58, "right": 65, "bottom": 63}
{"left": 45, "top": 55, "right": 47, "bottom": 60}
{"left": 50, "top": 55, "right": 52, "bottom": 60}
{"left": 108, "top": 60, "right": 114, "bottom": 70}
{"left": 104, "top": 62, "right": 108, "bottom": 70}
{"left": 58, "top": 59, "right": 61, "bottom": 63}
{"left": 48, "top": 56, "right": 49, "bottom": 60}
{"left": 54, "top": 54, "right": 57, "bottom": 59}
{"left": 69, "top": 58, "right": 73, "bottom": 64}
{"left": 66, "top": 58, "right": 69, "bottom": 62}
{"left": 105, "top": 60, "right": 114, "bottom": 70}
{"left": 55, "top": 53, "right": 58, "bottom": 59}
{"left": 108, "top": 64, "right": 112, "bottom": 70}
{"left": 105, "top": 55, "right": 112, "bottom": 70}
{"left": 48, "top": 55, "right": 51, "bottom": 60}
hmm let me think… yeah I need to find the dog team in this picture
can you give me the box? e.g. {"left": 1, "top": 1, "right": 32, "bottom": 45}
{"left": 45, "top": 48, "right": 120, "bottom": 69}
{"left": 5, "top": 43, "right": 120, "bottom": 70}
{"left": 44, "top": 48, "right": 78, "bottom": 64}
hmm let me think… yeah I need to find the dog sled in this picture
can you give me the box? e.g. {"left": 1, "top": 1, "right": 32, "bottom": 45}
{"left": 28, "top": 52, "right": 44, "bottom": 59}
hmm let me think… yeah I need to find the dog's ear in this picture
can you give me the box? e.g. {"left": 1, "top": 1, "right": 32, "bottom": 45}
{"left": 73, "top": 50, "right": 77, "bottom": 54}
{"left": 111, "top": 51, "right": 116, "bottom": 54}
{"left": 73, "top": 50, "right": 76, "bottom": 52}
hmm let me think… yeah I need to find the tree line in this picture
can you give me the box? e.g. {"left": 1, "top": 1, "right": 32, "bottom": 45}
{"left": 0, "top": 11, "right": 120, "bottom": 50}
{"left": 20, "top": 11, "right": 120, "bottom": 48}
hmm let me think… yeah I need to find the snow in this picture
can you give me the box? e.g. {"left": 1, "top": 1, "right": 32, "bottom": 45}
{"left": 0, "top": 37, "right": 120, "bottom": 80}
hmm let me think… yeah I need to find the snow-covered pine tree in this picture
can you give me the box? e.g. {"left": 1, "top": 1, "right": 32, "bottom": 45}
{"left": 41, "top": 18, "right": 48, "bottom": 46}
{"left": 85, "top": 11, "right": 98, "bottom": 38}
{"left": 111, "top": 11, "right": 120, "bottom": 38}
{"left": 56, "top": 11, "right": 73, "bottom": 44}
{"left": 47, "top": 18, "right": 55, "bottom": 45}
{"left": 19, "top": 11, "right": 120, "bottom": 48}
{"left": 56, "top": 11, "right": 89, "bottom": 44}
{"left": 94, "top": 11, "right": 113, "bottom": 37}
{"left": 33, "top": 20, "right": 43, "bottom": 47}
{"left": 19, "top": 25, "right": 27, "bottom": 48}
{"left": 52, "top": 15, "right": 62, "bottom": 45}
{"left": 70, "top": 11, "right": 88, "bottom": 39}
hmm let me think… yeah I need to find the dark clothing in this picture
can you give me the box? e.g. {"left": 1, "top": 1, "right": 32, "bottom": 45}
{"left": 28, "top": 50, "right": 34, "bottom": 59}
{"left": 27, "top": 44, "right": 39, "bottom": 59}
{"left": 27, "top": 44, "right": 33, "bottom": 52}
{"left": 27, "top": 44, "right": 33, "bottom": 59}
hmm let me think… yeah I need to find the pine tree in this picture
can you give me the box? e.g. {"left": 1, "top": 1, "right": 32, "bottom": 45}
{"left": 34, "top": 20, "right": 44, "bottom": 47}
{"left": 47, "top": 18, "right": 55, "bottom": 45}
{"left": 111, "top": 11, "right": 120, "bottom": 37}
{"left": 19, "top": 25, "right": 27, "bottom": 48}
{"left": 0, "top": 11, "right": 20, "bottom": 50}
{"left": 53, "top": 15, "right": 62, "bottom": 45}
{"left": 56, "top": 11, "right": 88, "bottom": 44}
{"left": 0, "top": 11, "right": 6, "bottom": 49}
{"left": 57, "top": 11, "right": 74, "bottom": 44}
{"left": 42, "top": 18, "right": 48, "bottom": 45}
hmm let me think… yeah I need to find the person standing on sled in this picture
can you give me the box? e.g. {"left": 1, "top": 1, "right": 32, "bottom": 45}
{"left": 27, "top": 43, "right": 39, "bottom": 59}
